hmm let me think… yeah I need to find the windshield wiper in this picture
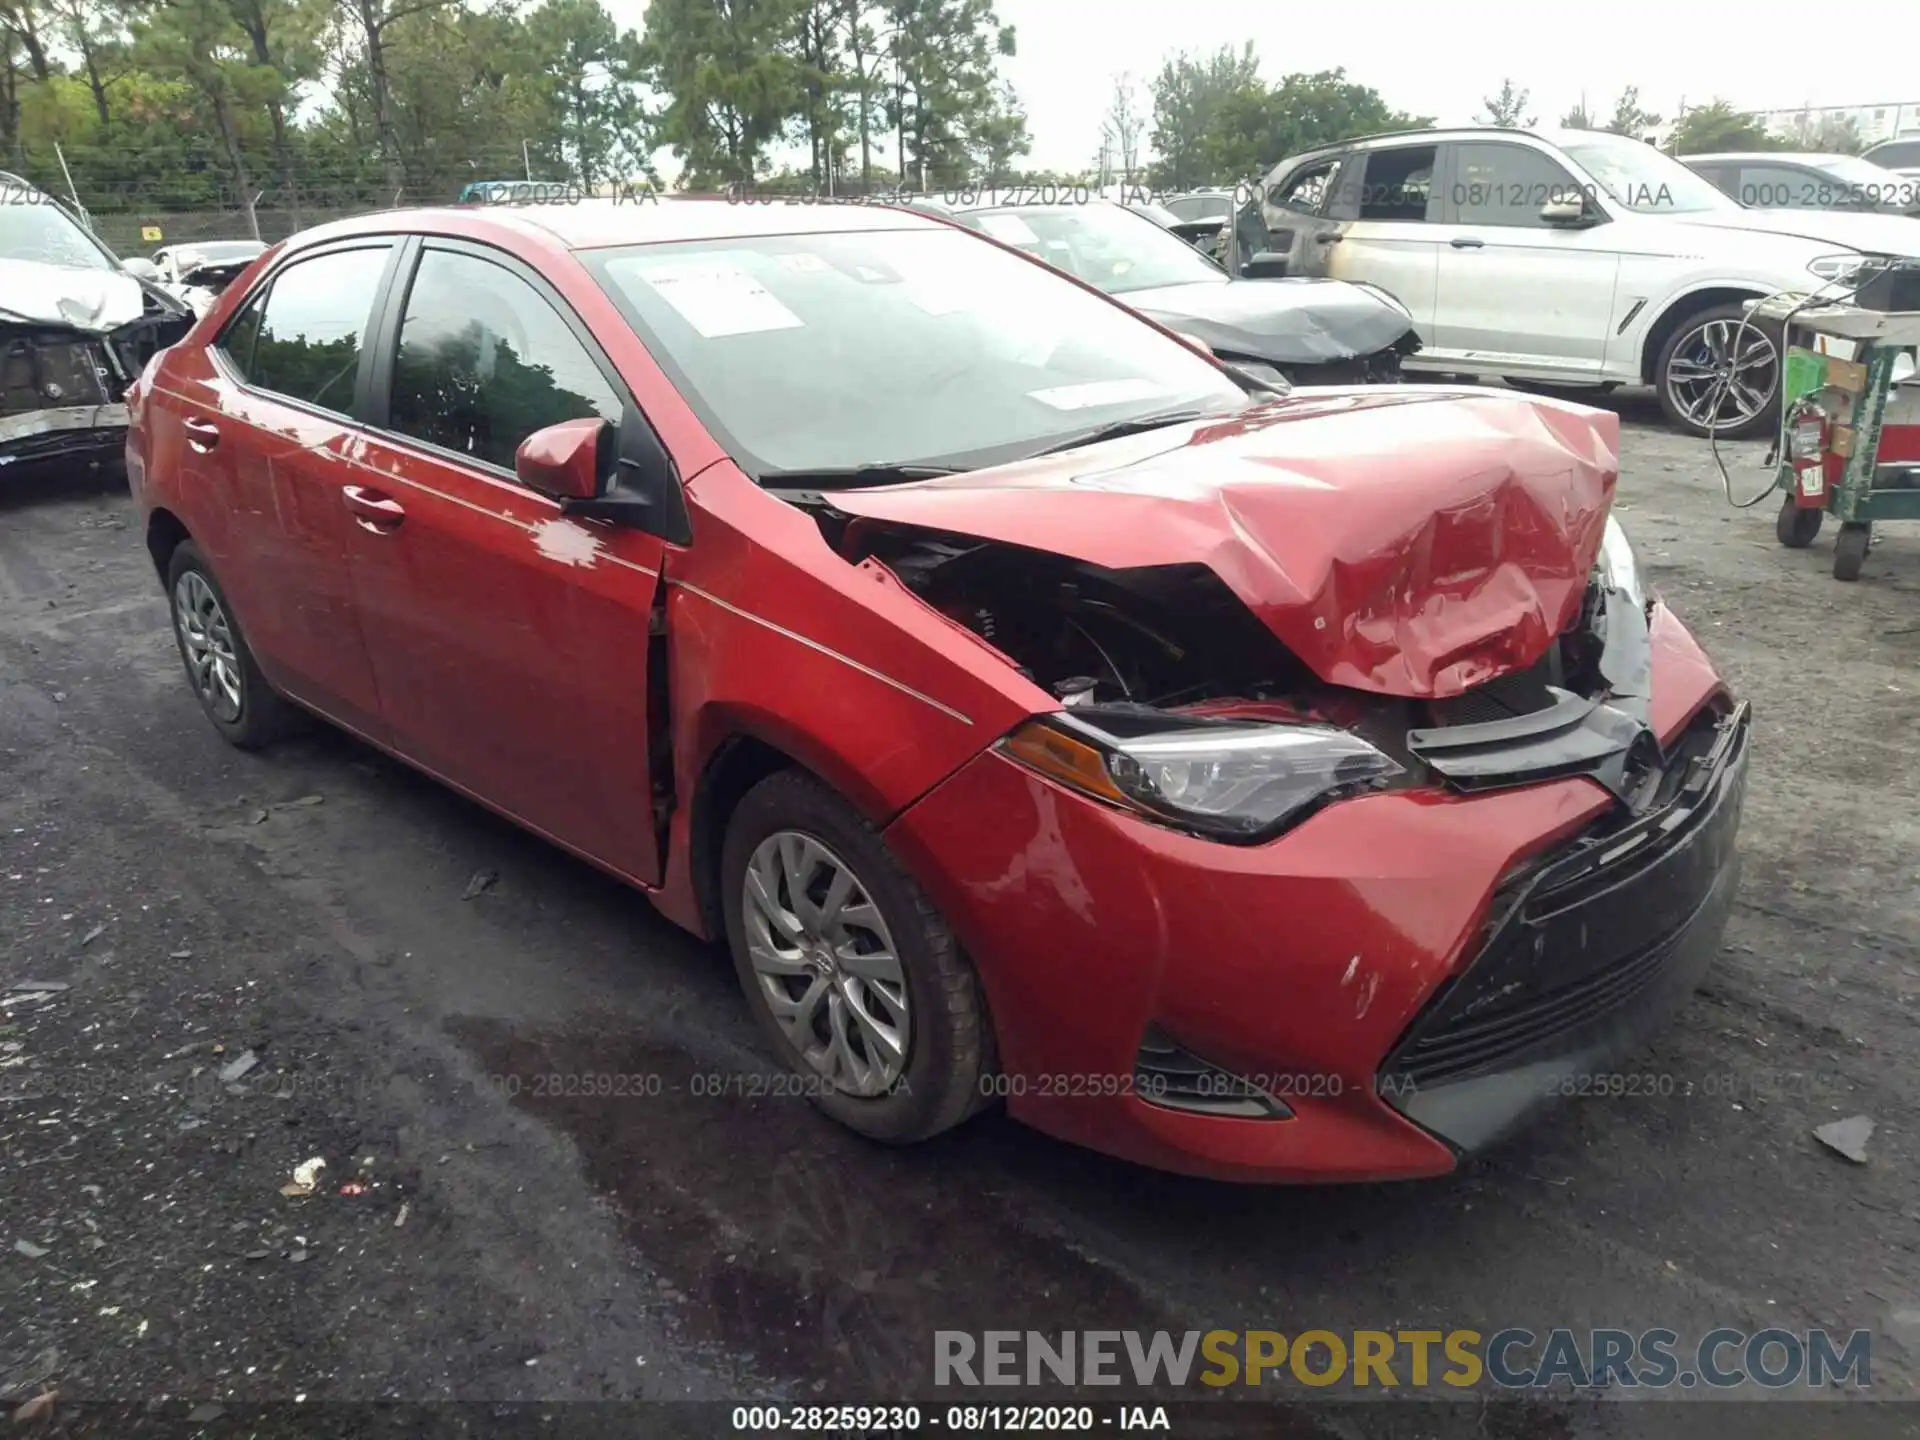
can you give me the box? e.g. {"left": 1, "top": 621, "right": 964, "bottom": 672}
{"left": 1027, "top": 406, "right": 1221, "bottom": 458}
{"left": 758, "top": 463, "right": 962, "bottom": 492}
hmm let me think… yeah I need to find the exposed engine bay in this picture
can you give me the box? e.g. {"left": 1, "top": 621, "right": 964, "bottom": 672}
{"left": 831, "top": 513, "right": 1670, "bottom": 813}
{"left": 0, "top": 289, "right": 191, "bottom": 474}
{"left": 2, "top": 171, "right": 195, "bottom": 475}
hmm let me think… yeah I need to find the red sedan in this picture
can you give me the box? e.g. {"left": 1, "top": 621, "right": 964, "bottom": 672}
{"left": 124, "top": 198, "right": 1749, "bottom": 1182}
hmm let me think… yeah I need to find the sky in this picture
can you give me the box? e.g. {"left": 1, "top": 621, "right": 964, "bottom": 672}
{"left": 601, "top": 0, "right": 1920, "bottom": 178}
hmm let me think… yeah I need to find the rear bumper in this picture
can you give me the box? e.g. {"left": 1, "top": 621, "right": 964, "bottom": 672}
{"left": 0, "top": 405, "right": 129, "bottom": 474}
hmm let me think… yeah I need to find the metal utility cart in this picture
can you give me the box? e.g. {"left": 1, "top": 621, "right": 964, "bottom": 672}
{"left": 1752, "top": 290, "right": 1920, "bottom": 581}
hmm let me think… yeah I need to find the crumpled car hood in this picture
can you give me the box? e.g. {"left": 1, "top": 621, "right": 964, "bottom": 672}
{"left": 0, "top": 258, "right": 147, "bottom": 332}
{"left": 1123, "top": 277, "right": 1417, "bottom": 365}
{"left": 833, "top": 390, "right": 1617, "bottom": 698}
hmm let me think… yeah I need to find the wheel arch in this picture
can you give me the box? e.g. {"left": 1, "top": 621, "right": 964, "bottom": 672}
{"left": 145, "top": 507, "right": 192, "bottom": 582}
{"left": 1638, "top": 285, "right": 1772, "bottom": 384}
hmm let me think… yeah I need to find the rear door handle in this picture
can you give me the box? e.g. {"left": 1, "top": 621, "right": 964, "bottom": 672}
{"left": 183, "top": 417, "right": 221, "bottom": 452}
{"left": 342, "top": 484, "right": 406, "bottom": 533}
{"left": 1450, "top": 237, "right": 1484, "bottom": 249}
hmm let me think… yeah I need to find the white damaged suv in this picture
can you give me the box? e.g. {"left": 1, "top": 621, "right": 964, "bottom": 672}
{"left": 1247, "top": 127, "right": 1920, "bottom": 436}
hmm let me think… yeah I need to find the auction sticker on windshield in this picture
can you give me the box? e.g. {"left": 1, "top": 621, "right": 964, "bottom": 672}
{"left": 1029, "top": 378, "right": 1174, "bottom": 410}
{"left": 976, "top": 213, "right": 1041, "bottom": 246}
{"left": 642, "top": 261, "right": 803, "bottom": 338}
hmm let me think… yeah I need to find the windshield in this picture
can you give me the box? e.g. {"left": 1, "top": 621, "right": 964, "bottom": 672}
{"left": 958, "top": 202, "right": 1226, "bottom": 294}
{"left": 1561, "top": 133, "right": 1741, "bottom": 214}
{"left": 588, "top": 227, "right": 1247, "bottom": 478}
{"left": 0, "top": 189, "right": 118, "bottom": 271}
{"left": 1806, "top": 155, "right": 1920, "bottom": 208}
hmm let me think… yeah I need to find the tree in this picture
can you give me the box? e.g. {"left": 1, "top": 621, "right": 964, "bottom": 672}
{"left": 1098, "top": 70, "right": 1143, "bottom": 185}
{"left": 1480, "top": 77, "right": 1531, "bottom": 128}
{"left": 1605, "top": 85, "right": 1660, "bottom": 139}
{"left": 883, "top": 0, "right": 1014, "bottom": 190}
{"left": 1205, "top": 67, "right": 1429, "bottom": 184}
{"left": 1786, "top": 110, "right": 1867, "bottom": 155}
{"left": 522, "top": 0, "right": 647, "bottom": 192}
{"left": 968, "top": 74, "right": 1024, "bottom": 183}
{"left": 1667, "top": 99, "right": 1784, "bottom": 156}
{"left": 640, "top": 0, "right": 799, "bottom": 188}
{"left": 132, "top": 0, "right": 277, "bottom": 234}
{"left": 340, "top": 0, "right": 460, "bottom": 195}
{"left": 1560, "top": 98, "right": 1593, "bottom": 129}
{"left": 1147, "top": 41, "right": 1257, "bottom": 190}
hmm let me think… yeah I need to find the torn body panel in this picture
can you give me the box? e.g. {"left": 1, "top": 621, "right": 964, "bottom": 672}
{"left": 828, "top": 389, "right": 1619, "bottom": 699}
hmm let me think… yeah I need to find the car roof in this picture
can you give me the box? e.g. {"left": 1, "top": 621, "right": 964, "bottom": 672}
{"left": 283, "top": 196, "right": 941, "bottom": 255}
{"left": 1684, "top": 152, "right": 1849, "bottom": 164}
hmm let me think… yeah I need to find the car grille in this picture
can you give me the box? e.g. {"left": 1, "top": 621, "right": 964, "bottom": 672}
{"left": 1381, "top": 702, "right": 1749, "bottom": 1092}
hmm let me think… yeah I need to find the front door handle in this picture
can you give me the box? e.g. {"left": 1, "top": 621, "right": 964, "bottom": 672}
{"left": 342, "top": 484, "right": 406, "bottom": 533}
{"left": 183, "top": 417, "right": 221, "bottom": 453}
{"left": 1314, "top": 232, "right": 1342, "bottom": 244}
{"left": 1450, "top": 236, "right": 1485, "bottom": 249}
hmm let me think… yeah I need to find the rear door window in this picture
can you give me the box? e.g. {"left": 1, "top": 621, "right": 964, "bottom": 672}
{"left": 1352, "top": 145, "right": 1440, "bottom": 222}
{"left": 237, "top": 246, "right": 393, "bottom": 413}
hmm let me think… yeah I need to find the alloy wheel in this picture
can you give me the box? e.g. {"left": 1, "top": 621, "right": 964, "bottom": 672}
{"left": 173, "top": 570, "right": 243, "bottom": 722}
{"left": 742, "top": 830, "right": 910, "bottom": 1096}
{"left": 1665, "top": 318, "right": 1778, "bottom": 432}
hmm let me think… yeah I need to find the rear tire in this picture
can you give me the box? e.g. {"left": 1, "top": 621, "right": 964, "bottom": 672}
{"left": 1655, "top": 301, "right": 1782, "bottom": 440}
{"left": 165, "top": 541, "right": 302, "bottom": 749}
{"left": 720, "top": 770, "right": 997, "bottom": 1143}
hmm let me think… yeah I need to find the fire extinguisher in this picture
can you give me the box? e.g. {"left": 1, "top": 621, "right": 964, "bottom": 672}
{"left": 1783, "top": 397, "right": 1833, "bottom": 509}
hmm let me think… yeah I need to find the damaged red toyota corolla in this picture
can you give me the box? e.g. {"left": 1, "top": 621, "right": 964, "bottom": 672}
{"left": 125, "top": 198, "right": 1749, "bottom": 1182}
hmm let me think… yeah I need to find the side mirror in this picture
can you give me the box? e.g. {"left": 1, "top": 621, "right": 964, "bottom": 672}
{"left": 516, "top": 415, "right": 613, "bottom": 502}
{"left": 122, "top": 257, "right": 160, "bottom": 281}
{"left": 1241, "top": 251, "right": 1291, "bottom": 279}
{"left": 1540, "top": 198, "right": 1595, "bottom": 226}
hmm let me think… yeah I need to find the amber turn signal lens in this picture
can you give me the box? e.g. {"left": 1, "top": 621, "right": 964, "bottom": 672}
{"left": 998, "top": 721, "right": 1132, "bottom": 807}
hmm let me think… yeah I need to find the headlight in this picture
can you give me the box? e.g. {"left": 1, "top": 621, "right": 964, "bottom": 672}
{"left": 1807, "top": 252, "right": 1891, "bottom": 285}
{"left": 998, "top": 713, "right": 1403, "bottom": 842}
{"left": 1597, "top": 513, "right": 1645, "bottom": 611}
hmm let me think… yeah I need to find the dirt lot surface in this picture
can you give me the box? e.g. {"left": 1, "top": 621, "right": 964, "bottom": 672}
{"left": 2, "top": 390, "right": 1918, "bottom": 1439}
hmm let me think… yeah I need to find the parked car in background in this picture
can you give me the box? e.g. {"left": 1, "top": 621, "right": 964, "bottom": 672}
{"left": 152, "top": 240, "right": 268, "bottom": 316}
{"left": 1862, "top": 136, "right": 1920, "bottom": 180}
{"left": 1682, "top": 152, "right": 1920, "bottom": 215}
{"left": 2, "top": 170, "right": 192, "bottom": 478}
{"left": 918, "top": 196, "right": 1420, "bottom": 385}
{"left": 1161, "top": 189, "right": 1237, "bottom": 257}
{"left": 1245, "top": 127, "right": 1920, "bottom": 437}
{"left": 1123, "top": 197, "right": 1227, "bottom": 256}
{"left": 126, "top": 196, "right": 1748, "bottom": 1182}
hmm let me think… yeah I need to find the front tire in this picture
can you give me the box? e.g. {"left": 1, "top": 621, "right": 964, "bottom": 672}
{"left": 166, "top": 541, "right": 301, "bottom": 749}
{"left": 1655, "top": 302, "right": 1782, "bottom": 440}
{"left": 720, "top": 769, "right": 995, "bottom": 1143}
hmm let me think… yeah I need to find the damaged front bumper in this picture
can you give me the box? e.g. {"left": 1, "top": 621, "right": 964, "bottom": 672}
{"left": 3, "top": 284, "right": 191, "bottom": 477}
{"left": 881, "top": 598, "right": 1742, "bottom": 1183}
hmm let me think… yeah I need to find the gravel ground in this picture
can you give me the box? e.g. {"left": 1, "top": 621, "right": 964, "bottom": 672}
{"left": 2, "top": 390, "right": 1917, "bottom": 1439}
